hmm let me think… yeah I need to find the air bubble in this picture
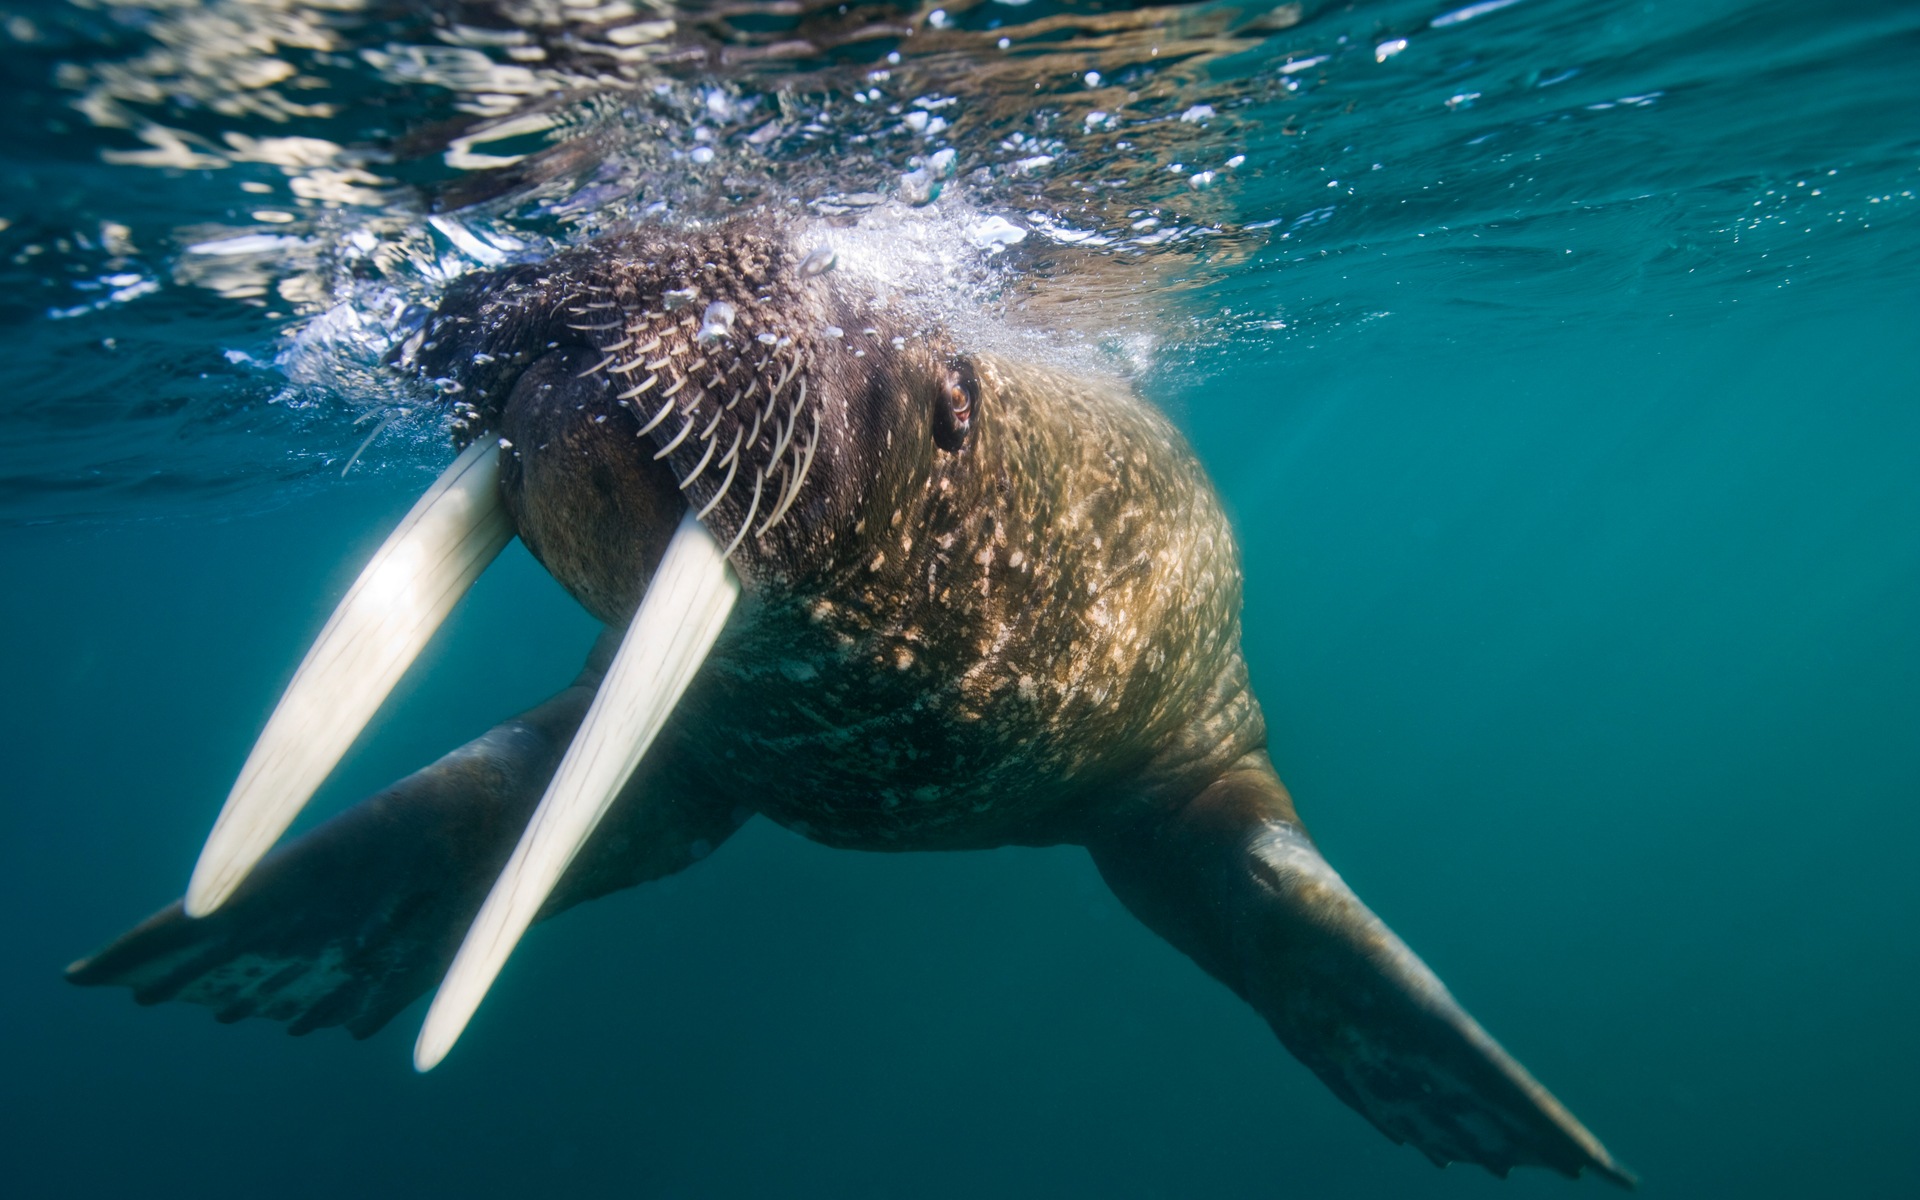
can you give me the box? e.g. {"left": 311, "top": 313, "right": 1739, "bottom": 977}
{"left": 970, "top": 215, "right": 1027, "bottom": 253}
{"left": 899, "top": 165, "right": 942, "bottom": 205}
{"left": 797, "top": 245, "right": 837, "bottom": 277}
{"left": 697, "top": 300, "right": 737, "bottom": 342}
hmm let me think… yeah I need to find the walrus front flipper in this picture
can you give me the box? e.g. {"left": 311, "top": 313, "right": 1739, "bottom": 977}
{"left": 1089, "top": 752, "right": 1634, "bottom": 1186}
{"left": 68, "top": 635, "right": 739, "bottom": 1039}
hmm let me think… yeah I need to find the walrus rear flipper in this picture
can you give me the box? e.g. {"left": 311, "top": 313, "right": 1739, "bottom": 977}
{"left": 68, "top": 634, "right": 738, "bottom": 1040}
{"left": 1089, "top": 752, "right": 1634, "bottom": 1187}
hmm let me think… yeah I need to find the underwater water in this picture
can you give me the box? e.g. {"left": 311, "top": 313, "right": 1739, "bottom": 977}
{"left": 4, "top": 0, "right": 1919, "bottom": 1195}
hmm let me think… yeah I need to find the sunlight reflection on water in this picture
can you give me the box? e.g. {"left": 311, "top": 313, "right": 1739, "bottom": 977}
{"left": 1, "top": 0, "right": 1915, "bottom": 520}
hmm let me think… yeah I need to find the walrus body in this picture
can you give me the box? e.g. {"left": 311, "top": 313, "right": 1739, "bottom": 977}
{"left": 70, "top": 220, "right": 1631, "bottom": 1185}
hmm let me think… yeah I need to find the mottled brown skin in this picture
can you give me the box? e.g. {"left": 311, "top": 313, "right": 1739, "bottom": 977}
{"left": 70, "top": 219, "right": 1633, "bottom": 1187}
{"left": 690, "top": 354, "right": 1261, "bottom": 852}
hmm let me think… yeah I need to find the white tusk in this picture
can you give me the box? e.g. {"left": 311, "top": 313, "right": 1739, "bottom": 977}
{"left": 185, "top": 439, "right": 512, "bottom": 918}
{"left": 414, "top": 510, "right": 739, "bottom": 1071}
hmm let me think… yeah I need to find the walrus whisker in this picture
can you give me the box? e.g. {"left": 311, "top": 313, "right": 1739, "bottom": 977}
{"left": 185, "top": 439, "right": 512, "bottom": 917}
{"left": 768, "top": 353, "right": 803, "bottom": 402}
{"left": 635, "top": 395, "right": 675, "bottom": 436}
{"left": 415, "top": 511, "right": 738, "bottom": 1072}
{"left": 795, "top": 411, "right": 821, "bottom": 488}
{"left": 654, "top": 411, "right": 697, "bottom": 459}
{"left": 694, "top": 447, "right": 739, "bottom": 519}
{"left": 757, "top": 431, "right": 814, "bottom": 536}
{"left": 724, "top": 468, "right": 765, "bottom": 557}
{"left": 715, "top": 425, "right": 744, "bottom": 470}
{"left": 659, "top": 374, "right": 686, "bottom": 399}
{"left": 576, "top": 355, "right": 616, "bottom": 377}
{"left": 565, "top": 320, "right": 624, "bottom": 331}
{"left": 768, "top": 399, "right": 799, "bottom": 463}
{"left": 698, "top": 406, "right": 725, "bottom": 440}
{"left": 600, "top": 337, "right": 634, "bottom": 354}
{"left": 678, "top": 429, "right": 720, "bottom": 488}
{"left": 759, "top": 413, "right": 822, "bottom": 533}
{"left": 768, "top": 379, "right": 808, "bottom": 463}
{"left": 617, "top": 374, "right": 658, "bottom": 400}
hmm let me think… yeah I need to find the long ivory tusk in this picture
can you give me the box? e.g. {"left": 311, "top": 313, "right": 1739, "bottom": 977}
{"left": 413, "top": 510, "right": 740, "bottom": 1071}
{"left": 185, "top": 439, "right": 512, "bottom": 918}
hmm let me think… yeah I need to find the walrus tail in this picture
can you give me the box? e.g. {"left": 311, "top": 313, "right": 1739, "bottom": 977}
{"left": 1089, "top": 752, "right": 1636, "bottom": 1187}
{"left": 66, "top": 634, "right": 737, "bottom": 1040}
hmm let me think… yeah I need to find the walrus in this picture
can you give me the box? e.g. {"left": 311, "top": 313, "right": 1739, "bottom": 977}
{"left": 68, "top": 218, "right": 1632, "bottom": 1186}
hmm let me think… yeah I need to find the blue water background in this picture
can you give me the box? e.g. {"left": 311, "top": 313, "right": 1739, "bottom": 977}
{"left": 4, "top": 1, "right": 1919, "bottom": 1196}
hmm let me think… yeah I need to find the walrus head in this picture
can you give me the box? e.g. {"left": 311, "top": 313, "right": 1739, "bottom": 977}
{"left": 184, "top": 218, "right": 1001, "bottom": 1068}
{"left": 410, "top": 221, "right": 980, "bottom": 616}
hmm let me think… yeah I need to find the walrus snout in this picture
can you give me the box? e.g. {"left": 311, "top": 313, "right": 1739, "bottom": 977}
{"left": 412, "top": 221, "right": 982, "bottom": 600}
{"left": 497, "top": 346, "right": 687, "bottom": 625}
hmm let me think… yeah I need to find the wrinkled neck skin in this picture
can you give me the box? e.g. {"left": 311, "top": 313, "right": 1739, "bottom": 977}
{"left": 409, "top": 219, "right": 1266, "bottom": 850}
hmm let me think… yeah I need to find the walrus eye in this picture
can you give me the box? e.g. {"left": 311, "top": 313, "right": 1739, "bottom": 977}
{"left": 932, "top": 359, "right": 977, "bottom": 453}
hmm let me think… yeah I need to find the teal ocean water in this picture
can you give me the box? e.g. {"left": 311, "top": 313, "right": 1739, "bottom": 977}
{"left": 4, "top": 1, "right": 1918, "bottom": 1195}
